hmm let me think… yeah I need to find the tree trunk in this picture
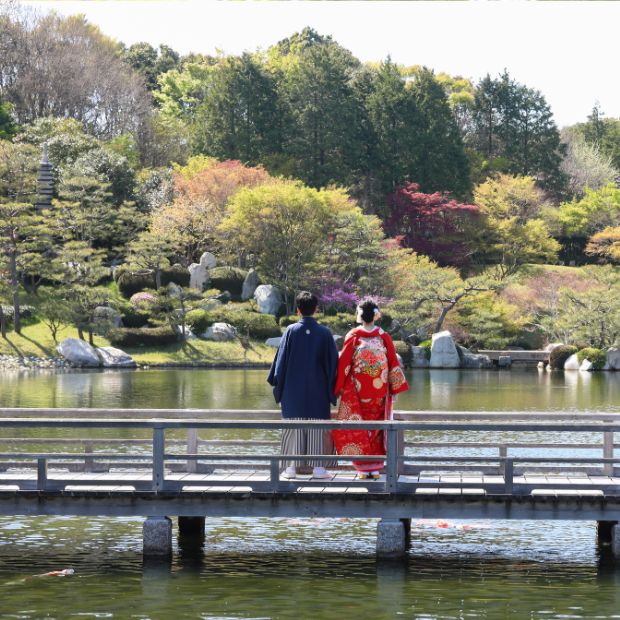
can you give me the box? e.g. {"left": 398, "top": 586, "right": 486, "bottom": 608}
{"left": 0, "top": 306, "right": 6, "bottom": 339}
{"left": 78, "top": 327, "right": 85, "bottom": 341}
{"left": 10, "top": 251, "right": 20, "bottom": 334}
{"left": 155, "top": 268, "right": 162, "bottom": 291}
{"left": 434, "top": 305, "right": 453, "bottom": 334}
{"left": 88, "top": 330, "right": 94, "bottom": 346}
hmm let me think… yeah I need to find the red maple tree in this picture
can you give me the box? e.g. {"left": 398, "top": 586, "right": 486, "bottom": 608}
{"left": 385, "top": 183, "right": 480, "bottom": 268}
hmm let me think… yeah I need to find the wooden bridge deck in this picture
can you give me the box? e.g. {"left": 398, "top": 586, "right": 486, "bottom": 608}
{"left": 0, "top": 409, "right": 619, "bottom": 522}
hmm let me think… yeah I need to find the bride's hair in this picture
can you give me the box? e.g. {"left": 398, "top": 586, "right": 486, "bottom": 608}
{"left": 357, "top": 298, "right": 379, "bottom": 324}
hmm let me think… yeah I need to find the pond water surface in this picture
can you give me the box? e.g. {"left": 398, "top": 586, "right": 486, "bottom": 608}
{"left": 0, "top": 368, "right": 619, "bottom": 619}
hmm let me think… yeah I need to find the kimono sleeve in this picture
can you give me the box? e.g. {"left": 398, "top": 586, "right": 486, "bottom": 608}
{"left": 382, "top": 332, "right": 409, "bottom": 396}
{"left": 267, "top": 327, "right": 291, "bottom": 404}
{"left": 333, "top": 330, "right": 356, "bottom": 397}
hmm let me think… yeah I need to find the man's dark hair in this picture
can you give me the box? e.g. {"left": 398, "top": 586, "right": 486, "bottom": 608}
{"left": 296, "top": 291, "right": 318, "bottom": 316}
{"left": 358, "top": 298, "right": 379, "bottom": 323}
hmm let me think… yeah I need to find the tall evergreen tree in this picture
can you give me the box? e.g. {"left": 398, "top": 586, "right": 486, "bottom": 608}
{"left": 365, "top": 58, "right": 421, "bottom": 196}
{"left": 273, "top": 30, "right": 365, "bottom": 188}
{"left": 471, "top": 71, "right": 565, "bottom": 193}
{"left": 195, "top": 53, "right": 281, "bottom": 164}
{"left": 409, "top": 68, "right": 471, "bottom": 197}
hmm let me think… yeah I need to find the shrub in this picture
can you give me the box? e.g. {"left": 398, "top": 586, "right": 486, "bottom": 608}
{"left": 317, "top": 313, "right": 355, "bottom": 335}
{"left": 549, "top": 345, "right": 578, "bottom": 369}
{"left": 208, "top": 266, "right": 247, "bottom": 301}
{"left": 185, "top": 309, "right": 210, "bottom": 333}
{"left": 130, "top": 292, "right": 157, "bottom": 307}
{"left": 186, "top": 308, "right": 279, "bottom": 339}
{"left": 108, "top": 325, "right": 178, "bottom": 347}
{"left": 116, "top": 266, "right": 190, "bottom": 298}
{"left": 119, "top": 304, "right": 151, "bottom": 328}
{"left": 279, "top": 315, "right": 299, "bottom": 328}
{"left": 577, "top": 347, "right": 607, "bottom": 370}
{"left": 393, "top": 340, "right": 413, "bottom": 367}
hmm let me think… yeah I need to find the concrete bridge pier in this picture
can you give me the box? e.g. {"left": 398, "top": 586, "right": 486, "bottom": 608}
{"left": 597, "top": 520, "right": 620, "bottom": 556}
{"left": 376, "top": 518, "right": 411, "bottom": 558}
{"left": 178, "top": 516, "right": 206, "bottom": 539}
{"left": 143, "top": 516, "right": 172, "bottom": 557}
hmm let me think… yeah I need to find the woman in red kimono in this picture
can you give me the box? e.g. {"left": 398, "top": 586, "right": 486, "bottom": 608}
{"left": 332, "top": 299, "right": 409, "bottom": 479}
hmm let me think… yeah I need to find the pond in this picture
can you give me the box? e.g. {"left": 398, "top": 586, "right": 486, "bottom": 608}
{"left": 0, "top": 368, "right": 619, "bottom": 619}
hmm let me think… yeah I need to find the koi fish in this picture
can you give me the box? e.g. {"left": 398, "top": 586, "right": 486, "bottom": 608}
{"left": 36, "top": 568, "right": 74, "bottom": 577}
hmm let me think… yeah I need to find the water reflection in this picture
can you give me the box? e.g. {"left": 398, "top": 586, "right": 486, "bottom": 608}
{"left": 0, "top": 367, "right": 619, "bottom": 412}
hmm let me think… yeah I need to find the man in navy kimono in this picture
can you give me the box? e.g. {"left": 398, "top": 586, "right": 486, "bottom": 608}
{"left": 267, "top": 291, "right": 338, "bottom": 479}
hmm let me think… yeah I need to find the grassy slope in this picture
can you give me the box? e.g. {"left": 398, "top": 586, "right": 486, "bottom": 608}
{"left": 0, "top": 320, "right": 274, "bottom": 366}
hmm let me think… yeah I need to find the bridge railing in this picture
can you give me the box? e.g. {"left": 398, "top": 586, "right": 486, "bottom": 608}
{"left": 0, "top": 410, "right": 619, "bottom": 495}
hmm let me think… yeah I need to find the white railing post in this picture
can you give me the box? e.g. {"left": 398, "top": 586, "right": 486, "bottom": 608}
{"left": 186, "top": 428, "right": 198, "bottom": 474}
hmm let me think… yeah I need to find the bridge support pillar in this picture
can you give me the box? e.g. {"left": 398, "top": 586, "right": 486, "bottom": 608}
{"left": 143, "top": 516, "right": 172, "bottom": 557}
{"left": 178, "top": 516, "right": 205, "bottom": 538}
{"left": 597, "top": 520, "right": 617, "bottom": 546}
{"left": 377, "top": 519, "right": 408, "bottom": 557}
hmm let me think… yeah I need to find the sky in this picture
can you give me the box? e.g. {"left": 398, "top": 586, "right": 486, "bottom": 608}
{"left": 25, "top": 0, "right": 620, "bottom": 128}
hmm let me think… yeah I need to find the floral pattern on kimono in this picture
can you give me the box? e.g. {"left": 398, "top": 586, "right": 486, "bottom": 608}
{"left": 332, "top": 326, "right": 409, "bottom": 472}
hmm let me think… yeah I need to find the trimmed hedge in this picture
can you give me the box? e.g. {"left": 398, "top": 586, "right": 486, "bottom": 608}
{"left": 549, "top": 345, "right": 578, "bottom": 370}
{"left": 317, "top": 313, "right": 355, "bottom": 335}
{"left": 116, "top": 267, "right": 190, "bottom": 298}
{"left": 119, "top": 304, "right": 151, "bottom": 328}
{"left": 186, "top": 308, "right": 280, "bottom": 339}
{"left": 577, "top": 347, "right": 607, "bottom": 370}
{"left": 208, "top": 267, "right": 247, "bottom": 301}
{"left": 393, "top": 340, "right": 413, "bottom": 367}
{"left": 108, "top": 325, "right": 178, "bottom": 347}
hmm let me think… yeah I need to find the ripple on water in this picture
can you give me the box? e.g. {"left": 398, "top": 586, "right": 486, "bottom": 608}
{"left": 0, "top": 517, "right": 619, "bottom": 619}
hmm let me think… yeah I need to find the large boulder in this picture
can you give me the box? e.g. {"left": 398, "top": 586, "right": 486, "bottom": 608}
{"left": 96, "top": 346, "right": 136, "bottom": 368}
{"left": 606, "top": 347, "right": 620, "bottom": 370}
{"left": 564, "top": 353, "right": 580, "bottom": 370}
{"left": 188, "top": 252, "right": 217, "bottom": 291}
{"left": 199, "top": 252, "right": 217, "bottom": 270}
{"left": 188, "top": 262, "right": 209, "bottom": 292}
{"left": 241, "top": 268, "right": 260, "bottom": 301}
{"left": 429, "top": 331, "right": 460, "bottom": 368}
{"left": 580, "top": 359, "right": 593, "bottom": 372}
{"left": 265, "top": 336, "right": 282, "bottom": 348}
{"left": 411, "top": 346, "right": 430, "bottom": 368}
{"left": 202, "top": 322, "right": 237, "bottom": 342}
{"left": 254, "top": 285, "right": 283, "bottom": 316}
{"left": 57, "top": 338, "right": 102, "bottom": 368}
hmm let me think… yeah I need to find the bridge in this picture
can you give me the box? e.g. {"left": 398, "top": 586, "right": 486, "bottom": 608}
{"left": 478, "top": 350, "right": 550, "bottom": 366}
{"left": 1, "top": 408, "right": 620, "bottom": 558}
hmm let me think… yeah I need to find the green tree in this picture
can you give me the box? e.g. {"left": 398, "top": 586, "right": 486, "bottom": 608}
{"left": 194, "top": 53, "right": 281, "bottom": 164}
{"left": 274, "top": 34, "right": 364, "bottom": 188}
{"left": 313, "top": 209, "right": 394, "bottom": 296}
{"left": 0, "top": 99, "right": 16, "bottom": 140}
{"left": 471, "top": 71, "right": 565, "bottom": 193}
{"left": 390, "top": 251, "right": 498, "bottom": 336}
{"left": 538, "top": 266, "right": 620, "bottom": 349}
{"left": 220, "top": 181, "right": 352, "bottom": 311}
{"left": 125, "top": 230, "right": 172, "bottom": 290}
{"left": 571, "top": 105, "right": 620, "bottom": 173}
{"left": 555, "top": 183, "right": 620, "bottom": 239}
{"left": 365, "top": 58, "right": 420, "bottom": 196}
{"left": 0, "top": 141, "right": 40, "bottom": 332}
{"left": 408, "top": 67, "right": 471, "bottom": 197}
{"left": 52, "top": 241, "right": 110, "bottom": 343}
{"left": 474, "top": 174, "right": 560, "bottom": 277}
